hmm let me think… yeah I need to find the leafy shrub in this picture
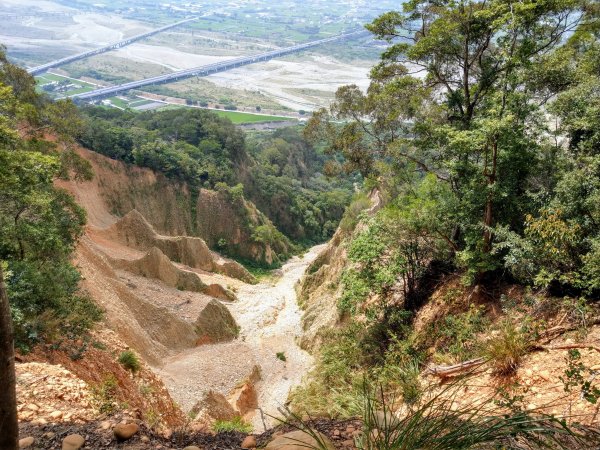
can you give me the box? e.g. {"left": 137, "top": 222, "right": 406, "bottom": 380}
{"left": 213, "top": 416, "right": 252, "bottom": 433}
{"left": 118, "top": 350, "right": 141, "bottom": 373}
{"left": 90, "top": 374, "right": 119, "bottom": 414}
{"left": 276, "top": 352, "right": 287, "bottom": 362}
{"left": 428, "top": 306, "right": 488, "bottom": 363}
{"left": 561, "top": 349, "right": 600, "bottom": 404}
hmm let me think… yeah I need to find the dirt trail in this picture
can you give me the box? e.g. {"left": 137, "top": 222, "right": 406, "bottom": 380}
{"left": 159, "top": 245, "right": 325, "bottom": 430}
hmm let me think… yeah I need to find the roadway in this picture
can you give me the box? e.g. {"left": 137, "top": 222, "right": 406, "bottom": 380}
{"left": 69, "top": 30, "right": 370, "bottom": 101}
{"left": 27, "top": 17, "right": 198, "bottom": 76}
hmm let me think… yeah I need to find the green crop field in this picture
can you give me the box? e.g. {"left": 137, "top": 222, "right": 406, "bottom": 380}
{"left": 213, "top": 110, "right": 293, "bottom": 124}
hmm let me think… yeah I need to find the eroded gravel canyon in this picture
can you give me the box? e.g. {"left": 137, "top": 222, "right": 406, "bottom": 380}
{"left": 158, "top": 245, "right": 324, "bottom": 430}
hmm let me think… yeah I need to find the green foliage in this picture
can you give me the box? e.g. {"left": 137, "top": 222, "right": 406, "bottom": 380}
{"left": 0, "top": 50, "right": 101, "bottom": 351}
{"left": 339, "top": 269, "right": 371, "bottom": 314}
{"left": 561, "top": 349, "right": 600, "bottom": 404}
{"left": 251, "top": 224, "right": 287, "bottom": 248}
{"left": 307, "top": 0, "right": 598, "bottom": 288}
{"left": 485, "top": 321, "right": 530, "bottom": 376}
{"left": 212, "top": 416, "right": 252, "bottom": 433}
{"left": 245, "top": 128, "right": 354, "bottom": 244}
{"left": 90, "top": 374, "right": 119, "bottom": 415}
{"left": 340, "top": 177, "right": 450, "bottom": 315}
{"left": 118, "top": 350, "right": 141, "bottom": 373}
{"left": 79, "top": 107, "right": 242, "bottom": 187}
{"left": 276, "top": 351, "right": 287, "bottom": 362}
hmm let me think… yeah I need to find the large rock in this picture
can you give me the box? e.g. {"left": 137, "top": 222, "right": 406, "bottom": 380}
{"left": 195, "top": 299, "right": 239, "bottom": 343}
{"left": 372, "top": 409, "right": 401, "bottom": 430}
{"left": 62, "top": 434, "right": 85, "bottom": 450}
{"left": 114, "top": 422, "right": 139, "bottom": 441}
{"left": 241, "top": 435, "right": 257, "bottom": 449}
{"left": 18, "top": 437, "right": 34, "bottom": 448}
{"left": 204, "top": 283, "right": 237, "bottom": 301}
{"left": 265, "top": 430, "right": 335, "bottom": 450}
{"left": 229, "top": 365, "right": 261, "bottom": 417}
{"left": 191, "top": 390, "right": 237, "bottom": 421}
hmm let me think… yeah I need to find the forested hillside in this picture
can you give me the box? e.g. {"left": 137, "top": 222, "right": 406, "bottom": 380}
{"left": 292, "top": 0, "right": 600, "bottom": 446}
{"left": 0, "top": 50, "right": 101, "bottom": 448}
{"left": 79, "top": 107, "right": 353, "bottom": 248}
{"left": 2, "top": 0, "right": 600, "bottom": 447}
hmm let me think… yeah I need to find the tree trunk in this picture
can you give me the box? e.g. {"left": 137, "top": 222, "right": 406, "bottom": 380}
{"left": 0, "top": 264, "right": 18, "bottom": 449}
{"left": 482, "top": 139, "right": 498, "bottom": 253}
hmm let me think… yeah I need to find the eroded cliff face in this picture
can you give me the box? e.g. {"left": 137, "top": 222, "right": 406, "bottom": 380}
{"left": 57, "top": 146, "right": 289, "bottom": 266}
{"left": 297, "top": 189, "right": 382, "bottom": 352}
{"left": 297, "top": 229, "right": 347, "bottom": 352}
{"left": 196, "top": 188, "right": 293, "bottom": 266}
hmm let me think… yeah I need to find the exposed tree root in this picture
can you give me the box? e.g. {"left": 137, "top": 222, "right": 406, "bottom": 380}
{"left": 426, "top": 358, "right": 486, "bottom": 378}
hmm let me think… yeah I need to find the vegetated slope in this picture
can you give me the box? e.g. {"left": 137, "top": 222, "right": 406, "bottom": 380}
{"left": 242, "top": 127, "right": 354, "bottom": 244}
{"left": 288, "top": 1, "right": 600, "bottom": 443}
{"left": 78, "top": 107, "right": 353, "bottom": 253}
{"left": 18, "top": 328, "right": 187, "bottom": 433}
{"left": 58, "top": 144, "right": 290, "bottom": 266}
{"left": 51, "top": 143, "right": 323, "bottom": 434}
{"left": 292, "top": 193, "right": 600, "bottom": 428}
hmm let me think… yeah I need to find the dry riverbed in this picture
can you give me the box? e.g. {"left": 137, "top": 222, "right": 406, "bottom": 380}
{"left": 158, "top": 245, "right": 325, "bottom": 431}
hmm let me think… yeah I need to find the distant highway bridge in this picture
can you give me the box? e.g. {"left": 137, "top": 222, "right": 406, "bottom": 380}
{"left": 27, "top": 17, "right": 198, "bottom": 76}
{"left": 69, "top": 30, "right": 370, "bottom": 102}
{"left": 1, "top": 12, "right": 73, "bottom": 20}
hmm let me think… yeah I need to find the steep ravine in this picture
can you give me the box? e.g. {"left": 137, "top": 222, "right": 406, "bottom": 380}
{"left": 157, "top": 245, "right": 325, "bottom": 430}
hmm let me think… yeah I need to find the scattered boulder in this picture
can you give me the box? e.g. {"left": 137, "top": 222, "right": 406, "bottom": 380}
{"left": 241, "top": 435, "right": 257, "bottom": 448}
{"left": 218, "top": 260, "right": 257, "bottom": 284}
{"left": 233, "top": 382, "right": 258, "bottom": 416}
{"left": 114, "top": 422, "right": 140, "bottom": 441}
{"left": 195, "top": 299, "right": 239, "bottom": 344}
{"left": 265, "top": 430, "right": 335, "bottom": 450}
{"left": 373, "top": 409, "right": 400, "bottom": 430}
{"left": 49, "top": 410, "right": 63, "bottom": 420}
{"left": 18, "top": 436, "right": 34, "bottom": 448}
{"left": 183, "top": 446, "right": 203, "bottom": 450}
{"left": 62, "top": 434, "right": 85, "bottom": 450}
{"left": 229, "top": 365, "right": 261, "bottom": 417}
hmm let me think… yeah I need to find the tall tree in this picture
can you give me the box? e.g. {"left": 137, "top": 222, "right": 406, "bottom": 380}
{"left": 308, "top": 0, "right": 595, "bottom": 281}
{"left": 0, "top": 49, "right": 95, "bottom": 446}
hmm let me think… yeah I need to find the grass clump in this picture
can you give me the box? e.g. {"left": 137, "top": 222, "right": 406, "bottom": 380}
{"left": 276, "top": 351, "right": 287, "bottom": 362}
{"left": 485, "top": 320, "right": 530, "bottom": 376}
{"left": 118, "top": 350, "right": 141, "bottom": 373}
{"left": 90, "top": 374, "right": 119, "bottom": 414}
{"left": 357, "top": 380, "right": 600, "bottom": 450}
{"left": 213, "top": 416, "right": 252, "bottom": 433}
